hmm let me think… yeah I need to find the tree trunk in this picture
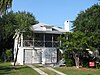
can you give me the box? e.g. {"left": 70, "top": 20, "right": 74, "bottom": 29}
{"left": 74, "top": 53, "right": 79, "bottom": 68}
{"left": 14, "top": 44, "right": 19, "bottom": 66}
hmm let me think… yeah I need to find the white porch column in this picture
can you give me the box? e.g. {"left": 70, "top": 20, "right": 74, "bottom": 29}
{"left": 42, "top": 50, "right": 45, "bottom": 64}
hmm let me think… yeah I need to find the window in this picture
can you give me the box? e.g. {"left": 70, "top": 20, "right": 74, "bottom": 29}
{"left": 45, "top": 34, "right": 52, "bottom": 47}
{"left": 34, "top": 33, "right": 44, "bottom": 41}
{"left": 53, "top": 34, "right": 59, "bottom": 41}
{"left": 45, "top": 34, "right": 52, "bottom": 41}
{"left": 34, "top": 33, "right": 44, "bottom": 47}
{"left": 23, "top": 32, "right": 33, "bottom": 40}
{"left": 23, "top": 32, "right": 33, "bottom": 47}
{"left": 53, "top": 34, "right": 60, "bottom": 47}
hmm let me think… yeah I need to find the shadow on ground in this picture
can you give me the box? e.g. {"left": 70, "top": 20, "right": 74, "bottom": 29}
{"left": 0, "top": 64, "right": 28, "bottom": 75}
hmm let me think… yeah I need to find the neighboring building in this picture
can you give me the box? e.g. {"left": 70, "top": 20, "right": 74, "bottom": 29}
{"left": 13, "top": 22, "right": 68, "bottom": 65}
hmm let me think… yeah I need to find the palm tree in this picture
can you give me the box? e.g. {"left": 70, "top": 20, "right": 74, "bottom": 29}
{"left": 0, "top": 0, "right": 13, "bottom": 16}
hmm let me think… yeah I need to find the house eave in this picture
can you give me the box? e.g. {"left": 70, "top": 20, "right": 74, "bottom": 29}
{"left": 32, "top": 30, "right": 65, "bottom": 34}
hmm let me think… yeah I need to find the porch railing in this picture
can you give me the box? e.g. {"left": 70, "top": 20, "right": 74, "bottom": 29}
{"left": 23, "top": 40, "right": 33, "bottom": 47}
{"left": 23, "top": 40, "right": 60, "bottom": 47}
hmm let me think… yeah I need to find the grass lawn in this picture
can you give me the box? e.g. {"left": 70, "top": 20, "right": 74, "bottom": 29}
{"left": 1, "top": 63, "right": 99, "bottom": 75}
{"left": 0, "top": 62, "right": 40, "bottom": 75}
{"left": 54, "top": 67, "right": 100, "bottom": 75}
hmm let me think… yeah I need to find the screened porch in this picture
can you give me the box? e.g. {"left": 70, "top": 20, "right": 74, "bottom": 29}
{"left": 23, "top": 32, "right": 61, "bottom": 47}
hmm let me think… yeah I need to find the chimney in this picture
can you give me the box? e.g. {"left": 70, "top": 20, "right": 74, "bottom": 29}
{"left": 64, "top": 20, "right": 69, "bottom": 32}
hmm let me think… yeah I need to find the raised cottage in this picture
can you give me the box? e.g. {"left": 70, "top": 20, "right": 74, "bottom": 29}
{"left": 13, "top": 22, "right": 69, "bottom": 65}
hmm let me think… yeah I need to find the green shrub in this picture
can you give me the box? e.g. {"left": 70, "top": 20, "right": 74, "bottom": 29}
{"left": 64, "top": 50, "right": 75, "bottom": 67}
{"left": 5, "top": 49, "right": 12, "bottom": 62}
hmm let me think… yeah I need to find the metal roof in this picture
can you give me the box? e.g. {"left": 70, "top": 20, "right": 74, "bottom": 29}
{"left": 31, "top": 23, "right": 66, "bottom": 34}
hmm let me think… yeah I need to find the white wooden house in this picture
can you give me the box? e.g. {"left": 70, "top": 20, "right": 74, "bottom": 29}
{"left": 13, "top": 22, "right": 68, "bottom": 65}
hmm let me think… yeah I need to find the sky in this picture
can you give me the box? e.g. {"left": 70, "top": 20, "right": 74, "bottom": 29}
{"left": 12, "top": 0, "right": 98, "bottom": 29}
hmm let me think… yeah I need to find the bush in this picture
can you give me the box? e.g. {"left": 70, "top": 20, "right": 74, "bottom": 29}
{"left": 64, "top": 50, "right": 75, "bottom": 67}
{"left": 65, "top": 58, "right": 75, "bottom": 67}
{"left": 5, "top": 50, "right": 12, "bottom": 62}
